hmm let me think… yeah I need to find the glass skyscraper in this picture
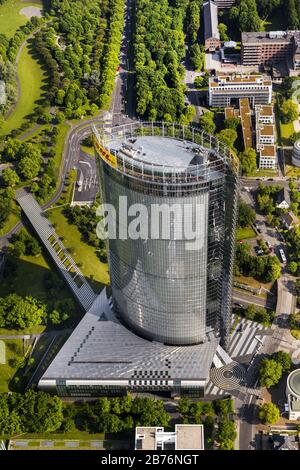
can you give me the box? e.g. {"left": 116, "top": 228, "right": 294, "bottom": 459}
{"left": 95, "top": 122, "right": 239, "bottom": 350}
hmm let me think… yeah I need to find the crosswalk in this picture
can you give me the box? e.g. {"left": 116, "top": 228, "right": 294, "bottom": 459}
{"left": 229, "top": 316, "right": 271, "bottom": 359}
{"left": 206, "top": 315, "right": 271, "bottom": 397}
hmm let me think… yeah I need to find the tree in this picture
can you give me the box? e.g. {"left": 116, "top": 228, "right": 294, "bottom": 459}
{"left": 259, "top": 403, "right": 280, "bottom": 425}
{"left": 238, "top": 201, "right": 256, "bottom": 227}
{"left": 280, "top": 99, "right": 298, "bottom": 124}
{"left": 219, "top": 23, "right": 229, "bottom": 42}
{"left": 216, "top": 418, "right": 236, "bottom": 450}
{"left": 19, "top": 390, "right": 63, "bottom": 433}
{"left": 287, "top": 0, "right": 299, "bottom": 30}
{"left": 217, "top": 128, "right": 238, "bottom": 149}
{"left": 199, "top": 112, "right": 216, "bottom": 134}
{"left": 0, "top": 294, "right": 46, "bottom": 329}
{"left": 229, "top": 0, "right": 262, "bottom": 32}
{"left": 2, "top": 168, "right": 20, "bottom": 187}
{"left": 289, "top": 261, "right": 298, "bottom": 274}
{"left": 18, "top": 156, "right": 41, "bottom": 180}
{"left": 240, "top": 148, "right": 257, "bottom": 175}
{"left": 224, "top": 117, "right": 240, "bottom": 130}
{"left": 177, "top": 397, "right": 191, "bottom": 416}
{"left": 272, "top": 351, "right": 292, "bottom": 372}
{"left": 259, "top": 358, "right": 283, "bottom": 388}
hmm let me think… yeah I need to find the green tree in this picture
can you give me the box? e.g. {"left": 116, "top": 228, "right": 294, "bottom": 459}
{"left": 219, "top": 23, "right": 229, "bottom": 42}
{"left": 272, "top": 351, "right": 292, "bottom": 372}
{"left": 2, "top": 168, "right": 20, "bottom": 187}
{"left": 289, "top": 261, "right": 298, "bottom": 274}
{"left": 240, "top": 148, "right": 257, "bottom": 175}
{"left": 238, "top": 201, "right": 256, "bottom": 227}
{"left": 280, "top": 99, "right": 298, "bottom": 124}
{"left": 216, "top": 418, "right": 236, "bottom": 450}
{"left": 199, "top": 112, "right": 216, "bottom": 134}
{"left": 259, "top": 358, "right": 283, "bottom": 388}
{"left": 217, "top": 128, "right": 238, "bottom": 149}
{"left": 19, "top": 390, "right": 63, "bottom": 433}
{"left": 259, "top": 402, "right": 280, "bottom": 425}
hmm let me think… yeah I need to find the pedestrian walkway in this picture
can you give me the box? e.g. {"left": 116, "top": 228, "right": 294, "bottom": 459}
{"left": 229, "top": 316, "right": 271, "bottom": 359}
{"left": 17, "top": 192, "right": 97, "bottom": 312}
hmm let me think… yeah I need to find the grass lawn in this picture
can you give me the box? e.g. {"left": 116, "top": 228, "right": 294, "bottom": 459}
{"left": 291, "top": 329, "right": 300, "bottom": 340}
{"left": 284, "top": 149, "right": 300, "bottom": 178}
{"left": 0, "top": 200, "right": 20, "bottom": 237}
{"left": 53, "top": 123, "right": 70, "bottom": 181}
{"left": 0, "top": 0, "right": 42, "bottom": 38}
{"left": 234, "top": 274, "right": 274, "bottom": 293}
{"left": 236, "top": 226, "right": 256, "bottom": 241}
{"left": 0, "top": 41, "right": 45, "bottom": 137}
{"left": 0, "top": 339, "right": 25, "bottom": 392}
{"left": 47, "top": 207, "right": 109, "bottom": 292}
{"left": 280, "top": 122, "right": 295, "bottom": 146}
{"left": 0, "top": 227, "right": 81, "bottom": 320}
{"left": 81, "top": 145, "right": 94, "bottom": 157}
{"left": 246, "top": 169, "right": 278, "bottom": 178}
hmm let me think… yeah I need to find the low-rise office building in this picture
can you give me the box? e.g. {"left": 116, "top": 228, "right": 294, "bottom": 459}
{"left": 208, "top": 74, "right": 272, "bottom": 107}
{"left": 242, "top": 30, "right": 300, "bottom": 70}
{"left": 135, "top": 425, "right": 204, "bottom": 450}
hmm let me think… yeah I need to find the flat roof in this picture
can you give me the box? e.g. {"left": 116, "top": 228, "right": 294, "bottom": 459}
{"left": 257, "top": 105, "right": 273, "bottom": 117}
{"left": 175, "top": 425, "right": 204, "bottom": 450}
{"left": 210, "top": 75, "right": 272, "bottom": 87}
{"left": 260, "top": 145, "right": 276, "bottom": 157}
{"left": 225, "top": 107, "right": 235, "bottom": 119}
{"left": 288, "top": 369, "right": 300, "bottom": 398}
{"left": 259, "top": 125, "right": 275, "bottom": 136}
{"left": 135, "top": 427, "right": 156, "bottom": 450}
{"left": 109, "top": 136, "right": 206, "bottom": 168}
{"left": 240, "top": 98, "right": 253, "bottom": 149}
{"left": 135, "top": 425, "right": 204, "bottom": 450}
{"left": 242, "top": 31, "right": 291, "bottom": 45}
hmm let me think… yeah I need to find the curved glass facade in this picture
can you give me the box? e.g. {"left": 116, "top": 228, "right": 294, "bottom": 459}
{"left": 95, "top": 122, "right": 239, "bottom": 348}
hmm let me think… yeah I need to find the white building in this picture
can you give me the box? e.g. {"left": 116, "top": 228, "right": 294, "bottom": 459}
{"left": 208, "top": 74, "right": 273, "bottom": 108}
{"left": 292, "top": 140, "right": 300, "bottom": 167}
{"left": 286, "top": 369, "right": 300, "bottom": 420}
{"left": 255, "top": 105, "right": 277, "bottom": 170}
{"left": 135, "top": 425, "right": 204, "bottom": 450}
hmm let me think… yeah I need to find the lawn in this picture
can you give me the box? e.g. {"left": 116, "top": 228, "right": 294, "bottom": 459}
{"left": 47, "top": 207, "right": 109, "bottom": 292}
{"left": 280, "top": 122, "right": 295, "bottom": 146}
{"left": 0, "top": 227, "right": 81, "bottom": 320}
{"left": 236, "top": 226, "right": 256, "bottom": 241}
{"left": 53, "top": 122, "right": 70, "bottom": 181}
{"left": 81, "top": 145, "right": 94, "bottom": 157}
{"left": 0, "top": 339, "right": 25, "bottom": 393}
{"left": 0, "top": 200, "right": 20, "bottom": 237}
{"left": 0, "top": 41, "right": 45, "bottom": 136}
{"left": 0, "top": 0, "right": 42, "bottom": 38}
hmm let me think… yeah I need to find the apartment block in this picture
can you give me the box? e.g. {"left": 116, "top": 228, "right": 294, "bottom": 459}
{"left": 208, "top": 74, "right": 272, "bottom": 107}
